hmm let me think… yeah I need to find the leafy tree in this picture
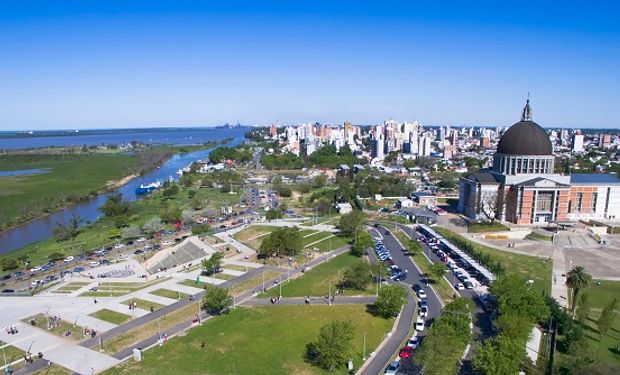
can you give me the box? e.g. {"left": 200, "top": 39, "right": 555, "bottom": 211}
{"left": 494, "top": 313, "right": 532, "bottom": 342}
{"left": 260, "top": 153, "right": 303, "bottom": 170}
{"left": 341, "top": 262, "right": 372, "bottom": 290}
{"left": 201, "top": 252, "right": 224, "bottom": 275}
{"left": 160, "top": 205, "right": 182, "bottom": 224}
{"left": 190, "top": 196, "right": 205, "bottom": 210}
{"left": 1, "top": 258, "right": 19, "bottom": 271}
{"left": 576, "top": 292, "right": 591, "bottom": 324}
{"left": 258, "top": 227, "right": 303, "bottom": 258}
{"left": 490, "top": 273, "right": 550, "bottom": 323}
{"left": 142, "top": 217, "right": 164, "bottom": 235}
{"left": 338, "top": 210, "right": 365, "bottom": 237}
{"left": 374, "top": 285, "right": 407, "bottom": 318}
{"left": 181, "top": 209, "right": 197, "bottom": 224}
{"left": 430, "top": 262, "right": 447, "bottom": 282}
{"left": 122, "top": 225, "right": 142, "bottom": 240}
{"left": 312, "top": 174, "right": 327, "bottom": 188}
{"left": 266, "top": 209, "right": 281, "bottom": 221}
{"left": 566, "top": 266, "right": 592, "bottom": 318}
{"left": 472, "top": 335, "right": 525, "bottom": 375}
{"left": 201, "top": 285, "right": 233, "bottom": 315}
{"left": 192, "top": 224, "right": 212, "bottom": 235}
{"left": 406, "top": 240, "right": 422, "bottom": 256}
{"left": 307, "top": 320, "right": 355, "bottom": 371}
{"left": 162, "top": 184, "right": 180, "bottom": 198}
{"left": 99, "top": 193, "right": 131, "bottom": 217}
{"left": 596, "top": 298, "right": 618, "bottom": 339}
{"left": 350, "top": 231, "right": 373, "bottom": 257}
{"left": 48, "top": 252, "right": 65, "bottom": 262}
{"left": 558, "top": 339, "right": 598, "bottom": 375}
{"left": 108, "top": 228, "right": 122, "bottom": 239}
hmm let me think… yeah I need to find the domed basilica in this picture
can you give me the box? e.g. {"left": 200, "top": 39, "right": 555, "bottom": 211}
{"left": 458, "top": 100, "right": 620, "bottom": 224}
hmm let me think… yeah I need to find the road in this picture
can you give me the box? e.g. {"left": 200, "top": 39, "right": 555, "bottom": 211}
{"left": 396, "top": 224, "right": 495, "bottom": 374}
{"left": 360, "top": 226, "right": 443, "bottom": 375}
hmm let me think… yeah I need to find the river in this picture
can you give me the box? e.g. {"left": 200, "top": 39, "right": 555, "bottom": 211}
{"left": 0, "top": 129, "right": 247, "bottom": 255}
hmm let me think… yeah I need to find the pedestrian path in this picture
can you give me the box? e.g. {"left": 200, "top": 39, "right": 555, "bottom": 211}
{"left": 0, "top": 323, "right": 120, "bottom": 374}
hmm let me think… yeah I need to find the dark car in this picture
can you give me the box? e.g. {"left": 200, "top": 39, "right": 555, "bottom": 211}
{"left": 73, "top": 267, "right": 85, "bottom": 273}
{"left": 384, "top": 230, "right": 391, "bottom": 235}
{"left": 2, "top": 289, "right": 15, "bottom": 293}
{"left": 14, "top": 271, "right": 24, "bottom": 278}
{"left": 1, "top": 274, "right": 11, "bottom": 281}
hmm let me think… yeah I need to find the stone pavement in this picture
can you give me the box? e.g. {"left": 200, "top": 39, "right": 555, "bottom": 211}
{"left": 0, "top": 323, "right": 120, "bottom": 374}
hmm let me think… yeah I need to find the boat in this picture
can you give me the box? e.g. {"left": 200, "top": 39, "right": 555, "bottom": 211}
{"left": 135, "top": 180, "right": 163, "bottom": 195}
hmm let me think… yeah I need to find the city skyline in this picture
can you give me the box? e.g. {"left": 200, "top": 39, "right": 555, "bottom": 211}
{"left": 1, "top": 1, "right": 619, "bottom": 130}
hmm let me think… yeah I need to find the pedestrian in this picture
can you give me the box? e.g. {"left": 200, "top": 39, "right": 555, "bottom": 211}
{"left": 189, "top": 295, "right": 193, "bottom": 301}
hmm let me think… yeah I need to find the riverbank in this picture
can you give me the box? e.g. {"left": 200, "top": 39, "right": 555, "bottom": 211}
{"left": 0, "top": 144, "right": 217, "bottom": 232}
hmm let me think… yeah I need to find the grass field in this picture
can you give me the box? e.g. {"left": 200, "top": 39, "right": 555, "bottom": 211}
{"left": 262, "top": 253, "right": 375, "bottom": 298}
{"left": 435, "top": 227, "right": 552, "bottom": 295}
{"left": 89, "top": 309, "right": 132, "bottom": 325}
{"left": 467, "top": 222, "right": 510, "bottom": 233}
{"left": 120, "top": 298, "right": 165, "bottom": 312}
{"left": 0, "top": 153, "right": 141, "bottom": 229}
{"left": 97, "top": 301, "right": 203, "bottom": 355}
{"left": 103, "top": 305, "right": 394, "bottom": 375}
{"left": 149, "top": 288, "right": 188, "bottom": 300}
{"left": 230, "top": 270, "right": 281, "bottom": 296}
{"left": 78, "top": 279, "right": 168, "bottom": 298}
{"left": 0, "top": 340, "right": 25, "bottom": 363}
{"left": 574, "top": 280, "right": 620, "bottom": 365}
{"left": 50, "top": 281, "right": 92, "bottom": 294}
{"left": 23, "top": 314, "right": 84, "bottom": 341}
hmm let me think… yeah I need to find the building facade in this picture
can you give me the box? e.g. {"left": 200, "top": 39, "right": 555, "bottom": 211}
{"left": 458, "top": 101, "right": 620, "bottom": 224}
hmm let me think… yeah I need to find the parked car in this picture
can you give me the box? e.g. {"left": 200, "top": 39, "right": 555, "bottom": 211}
{"left": 73, "top": 267, "right": 85, "bottom": 273}
{"left": 415, "top": 317, "right": 425, "bottom": 331}
{"left": 89, "top": 261, "right": 99, "bottom": 268}
{"left": 113, "top": 243, "right": 124, "bottom": 249}
{"left": 407, "top": 335, "right": 420, "bottom": 349}
{"left": 417, "top": 289, "right": 427, "bottom": 299}
{"left": 455, "top": 283, "right": 465, "bottom": 290}
{"left": 2, "top": 289, "right": 15, "bottom": 293}
{"left": 384, "top": 359, "right": 400, "bottom": 375}
{"left": 136, "top": 237, "right": 146, "bottom": 243}
{"left": 399, "top": 345, "right": 414, "bottom": 359}
{"left": 63, "top": 256, "right": 74, "bottom": 263}
{"left": 419, "top": 305, "right": 429, "bottom": 317}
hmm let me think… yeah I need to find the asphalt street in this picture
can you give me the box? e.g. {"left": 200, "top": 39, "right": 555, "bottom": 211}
{"left": 361, "top": 226, "right": 443, "bottom": 375}
{"left": 396, "top": 224, "right": 495, "bottom": 375}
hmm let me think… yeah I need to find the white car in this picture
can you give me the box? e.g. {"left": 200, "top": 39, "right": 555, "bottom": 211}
{"left": 384, "top": 359, "right": 400, "bottom": 375}
{"left": 118, "top": 254, "right": 128, "bottom": 261}
{"left": 415, "top": 317, "right": 425, "bottom": 331}
{"left": 419, "top": 305, "right": 429, "bottom": 317}
{"left": 63, "top": 256, "right": 74, "bottom": 263}
{"left": 136, "top": 237, "right": 146, "bottom": 243}
{"left": 407, "top": 334, "right": 420, "bottom": 349}
{"left": 89, "top": 261, "right": 99, "bottom": 268}
{"left": 417, "top": 289, "right": 427, "bottom": 299}
{"left": 161, "top": 241, "right": 173, "bottom": 246}
{"left": 114, "top": 243, "right": 124, "bottom": 249}
{"left": 30, "top": 266, "right": 42, "bottom": 273}
{"left": 455, "top": 283, "right": 465, "bottom": 290}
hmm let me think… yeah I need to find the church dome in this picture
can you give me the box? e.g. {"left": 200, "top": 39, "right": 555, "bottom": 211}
{"left": 496, "top": 100, "right": 552, "bottom": 156}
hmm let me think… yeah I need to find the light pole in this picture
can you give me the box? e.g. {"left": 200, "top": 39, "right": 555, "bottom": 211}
{"left": 362, "top": 331, "right": 367, "bottom": 361}
{"left": 328, "top": 278, "right": 332, "bottom": 306}
{"left": 197, "top": 301, "right": 202, "bottom": 325}
{"left": 2, "top": 346, "right": 7, "bottom": 368}
{"left": 74, "top": 315, "right": 79, "bottom": 327}
{"left": 262, "top": 270, "right": 265, "bottom": 293}
{"left": 279, "top": 276, "right": 282, "bottom": 299}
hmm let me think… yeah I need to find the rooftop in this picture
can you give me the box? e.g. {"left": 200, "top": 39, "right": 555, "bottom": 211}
{"left": 570, "top": 173, "right": 620, "bottom": 185}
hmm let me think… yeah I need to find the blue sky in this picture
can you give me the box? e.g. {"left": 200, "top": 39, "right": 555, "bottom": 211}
{"left": 1, "top": 1, "right": 619, "bottom": 130}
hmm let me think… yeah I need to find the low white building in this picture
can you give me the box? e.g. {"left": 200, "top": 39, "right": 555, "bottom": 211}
{"left": 336, "top": 203, "right": 353, "bottom": 214}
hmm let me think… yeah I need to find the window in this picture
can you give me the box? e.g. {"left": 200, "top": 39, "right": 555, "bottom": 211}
{"left": 591, "top": 192, "right": 598, "bottom": 212}
{"left": 576, "top": 192, "right": 583, "bottom": 212}
{"left": 536, "top": 192, "right": 554, "bottom": 212}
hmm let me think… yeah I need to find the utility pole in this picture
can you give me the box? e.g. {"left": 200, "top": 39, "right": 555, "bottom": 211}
{"left": 363, "top": 331, "right": 367, "bottom": 360}
{"left": 197, "top": 301, "right": 202, "bottom": 325}
{"left": 279, "top": 276, "right": 282, "bottom": 299}
{"left": 328, "top": 278, "right": 332, "bottom": 306}
{"left": 262, "top": 270, "right": 265, "bottom": 293}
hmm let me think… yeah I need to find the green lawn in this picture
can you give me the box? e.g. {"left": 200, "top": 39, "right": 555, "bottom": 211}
{"left": 120, "top": 298, "right": 165, "bottom": 312}
{"left": 262, "top": 253, "right": 375, "bottom": 298}
{"left": 149, "top": 288, "right": 188, "bottom": 300}
{"left": 89, "top": 309, "right": 132, "bottom": 325}
{"left": 23, "top": 314, "right": 84, "bottom": 341}
{"left": 0, "top": 340, "right": 25, "bottom": 363}
{"left": 231, "top": 270, "right": 281, "bottom": 296}
{"left": 575, "top": 280, "right": 620, "bottom": 365}
{"left": 436, "top": 227, "right": 552, "bottom": 295}
{"left": 103, "top": 305, "right": 394, "bottom": 375}
{"left": 78, "top": 279, "right": 168, "bottom": 297}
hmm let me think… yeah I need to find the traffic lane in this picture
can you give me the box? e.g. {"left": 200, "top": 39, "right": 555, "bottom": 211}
{"left": 371, "top": 228, "right": 442, "bottom": 329}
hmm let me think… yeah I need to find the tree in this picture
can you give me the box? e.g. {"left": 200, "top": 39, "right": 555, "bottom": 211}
{"left": 192, "top": 224, "right": 212, "bottom": 235}
{"left": 142, "top": 217, "right": 164, "bottom": 235}
{"left": 472, "top": 335, "right": 525, "bottom": 375}
{"left": 341, "top": 262, "right": 372, "bottom": 290}
{"left": 48, "top": 252, "right": 65, "bottom": 262}
{"left": 181, "top": 209, "right": 197, "bottom": 224}
{"left": 374, "top": 285, "right": 407, "bottom": 318}
{"left": 596, "top": 298, "right": 618, "bottom": 339}
{"left": 160, "top": 205, "right": 182, "bottom": 224}
{"left": 430, "top": 262, "right": 447, "bottom": 282}
{"left": 108, "top": 228, "right": 121, "bottom": 239}
{"left": 99, "top": 193, "right": 131, "bottom": 217}
{"left": 201, "top": 285, "right": 233, "bottom": 315}
{"left": 312, "top": 174, "right": 327, "bottom": 189}
{"left": 201, "top": 252, "right": 224, "bottom": 275}
{"left": 576, "top": 292, "right": 591, "bottom": 324}
{"left": 338, "top": 210, "right": 365, "bottom": 237}
{"left": 559, "top": 339, "right": 597, "bottom": 375}
{"left": 122, "top": 225, "right": 142, "bottom": 240}
{"left": 266, "top": 209, "right": 281, "bottom": 221}
{"left": 406, "top": 240, "right": 422, "bottom": 256}
{"left": 258, "top": 227, "right": 303, "bottom": 258}
{"left": 350, "top": 231, "right": 373, "bottom": 257}
{"left": 1, "top": 258, "right": 19, "bottom": 271}
{"left": 308, "top": 320, "right": 355, "bottom": 371}
{"left": 566, "top": 266, "right": 592, "bottom": 318}
{"left": 494, "top": 313, "right": 532, "bottom": 342}
{"left": 489, "top": 273, "right": 550, "bottom": 323}
{"left": 479, "top": 190, "right": 500, "bottom": 223}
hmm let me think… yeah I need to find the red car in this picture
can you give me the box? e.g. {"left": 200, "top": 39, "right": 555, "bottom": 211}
{"left": 399, "top": 345, "right": 413, "bottom": 359}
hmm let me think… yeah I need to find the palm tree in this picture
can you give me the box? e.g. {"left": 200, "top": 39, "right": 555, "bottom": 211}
{"left": 565, "top": 266, "right": 592, "bottom": 318}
